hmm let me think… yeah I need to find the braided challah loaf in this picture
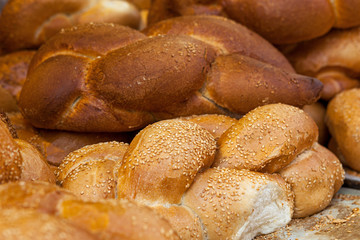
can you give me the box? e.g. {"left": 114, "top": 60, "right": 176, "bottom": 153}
{"left": 0, "top": 0, "right": 141, "bottom": 53}
{"left": 148, "top": 0, "right": 360, "bottom": 44}
{"left": 53, "top": 104, "right": 344, "bottom": 239}
{"left": 19, "top": 16, "right": 322, "bottom": 132}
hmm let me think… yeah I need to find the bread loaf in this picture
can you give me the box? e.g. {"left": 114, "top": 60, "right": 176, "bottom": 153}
{"left": 148, "top": 0, "right": 360, "bottom": 44}
{"left": 286, "top": 27, "right": 360, "bottom": 100}
{"left": 0, "top": 0, "right": 141, "bottom": 53}
{"left": 19, "top": 17, "right": 322, "bottom": 132}
{"left": 326, "top": 88, "right": 360, "bottom": 171}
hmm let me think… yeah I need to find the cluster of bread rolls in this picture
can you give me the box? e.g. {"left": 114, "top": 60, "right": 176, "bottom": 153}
{"left": 46, "top": 104, "right": 343, "bottom": 239}
{"left": 0, "top": 0, "right": 357, "bottom": 239}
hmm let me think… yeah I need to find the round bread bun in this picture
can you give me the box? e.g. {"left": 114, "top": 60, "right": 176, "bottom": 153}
{"left": 326, "top": 88, "right": 360, "bottom": 171}
{"left": 183, "top": 167, "right": 294, "bottom": 240}
{"left": 213, "top": 104, "right": 318, "bottom": 173}
{"left": 58, "top": 199, "right": 180, "bottom": 240}
{"left": 56, "top": 141, "right": 129, "bottom": 201}
{"left": 0, "top": 208, "right": 99, "bottom": 240}
{"left": 279, "top": 143, "right": 344, "bottom": 218}
{"left": 116, "top": 119, "right": 216, "bottom": 205}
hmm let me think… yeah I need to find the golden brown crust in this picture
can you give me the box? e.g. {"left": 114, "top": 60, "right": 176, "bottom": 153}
{"left": 58, "top": 199, "right": 180, "bottom": 240}
{"left": 183, "top": 168, "right": 294, "bottom": 240}
{"left": 144, "top": 15, "right": 294, "bottom": 72}
{"left": 88, "top": 34, "right": 216, "bottom": 111}
{"left": 0, "top": 208, "right": 99, "bottom": 240}
{"left": 56, "top": 141, "right": 129, "bottom": 201}
{"left": 213, "top": 104, "right": 319, "bottom": 173}
{"left": 28, "top": 22, "right": 147, "bottom": 73}
{"left": 0, "top": 119, "right": 22, "bottom": 183}
{"left": 116, "top": 119, "right": 216, "bottom": 204}
{"left": 279, "top": 143, "right": 344, "bottom": 218}
{"left": 326, "top": 88, "right": 360, "bottom": 171}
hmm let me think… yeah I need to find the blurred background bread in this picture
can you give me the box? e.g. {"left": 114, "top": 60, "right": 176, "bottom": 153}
{"left": 147, "top": 0, "right": 360, "bottom": 44}
{"left": 0, "top": 0, "right": 142, "bottom": 53}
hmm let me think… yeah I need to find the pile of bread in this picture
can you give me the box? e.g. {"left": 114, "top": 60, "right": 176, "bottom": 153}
{"left": 0, "top": 0, "right": 359, "bottom": 239}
